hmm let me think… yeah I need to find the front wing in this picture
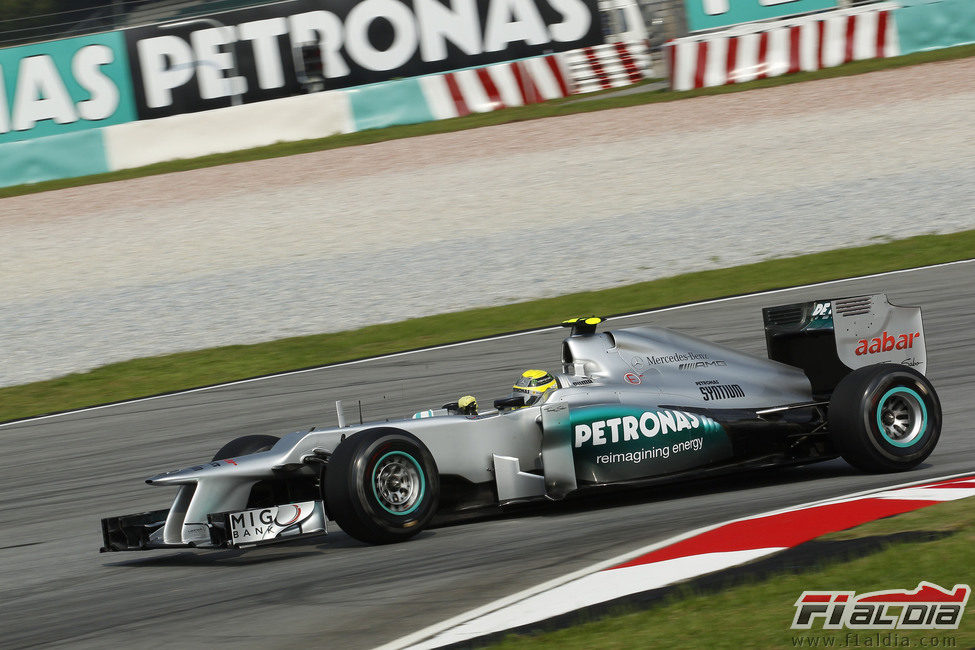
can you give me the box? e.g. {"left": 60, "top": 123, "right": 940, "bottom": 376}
{"left": 100, "top": 500, "right": 327, "bottom": 552}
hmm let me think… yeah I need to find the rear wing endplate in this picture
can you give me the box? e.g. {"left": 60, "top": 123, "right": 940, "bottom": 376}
{"left": 831, "top": 295, "right": 925, "bottom": 374}
{"left": 763, "top": 294, "right": 926, "bottom": 396}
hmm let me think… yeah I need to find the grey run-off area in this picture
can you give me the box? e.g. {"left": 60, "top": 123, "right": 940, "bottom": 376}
{"left": 1, "top": 59, "right": 974, "bottom": 386}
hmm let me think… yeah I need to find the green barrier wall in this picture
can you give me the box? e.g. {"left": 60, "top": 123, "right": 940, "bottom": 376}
{"left": 896, "top": 0, "right": 975, "bottom": 54}
{"left": 0, "top": 31, "right": 136, "bottom": 144}
{"left": 0, "top": 128, "right": 109, "bottom": 186}
{"left": 684, "top": 0, "right": 838, "bottom": 32}
{"left": 347, "top": 78, "right": 435, "bottom": 133}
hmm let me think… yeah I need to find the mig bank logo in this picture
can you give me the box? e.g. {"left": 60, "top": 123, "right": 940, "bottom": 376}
{"left": 791, "top": 582, "right": 970, "bottom": 630}
{"left": 228, "top": 502, "right": 316, "bottom": 542}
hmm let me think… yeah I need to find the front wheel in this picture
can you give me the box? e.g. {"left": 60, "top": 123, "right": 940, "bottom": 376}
{"left": 828, "top": 365, "right": 941, "bottom": 472}
{"left": 325, "top": 428, "right": 439, "bottom": 544}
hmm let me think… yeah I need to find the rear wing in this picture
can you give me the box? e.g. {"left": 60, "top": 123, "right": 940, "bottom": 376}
{"left": 762, "top": 294, "right": 925, "bottom": 397}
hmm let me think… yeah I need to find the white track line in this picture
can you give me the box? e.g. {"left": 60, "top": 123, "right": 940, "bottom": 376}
{"left": 378, "top": 470, "right": 975, "bottom": 650}
{"left": 3, "top": 258, "right": 972, "bottom": 429}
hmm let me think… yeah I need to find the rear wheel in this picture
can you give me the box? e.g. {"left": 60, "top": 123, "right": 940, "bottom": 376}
{"left": 828, "top": 365, "right": 941, "bottom": 472}
{"left": 325, "top": 428, "right": 439, "bottom": 544}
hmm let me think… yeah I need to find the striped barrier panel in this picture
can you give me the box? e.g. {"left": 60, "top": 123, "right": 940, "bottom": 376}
{"left": 563, "top": 41, "right": 654, "bottom": 94}
{"left": 420, "top": 55, "right": 572, "bottom": 119}
{"left": 665, "top": 2, "right": 900, "bottom": 91}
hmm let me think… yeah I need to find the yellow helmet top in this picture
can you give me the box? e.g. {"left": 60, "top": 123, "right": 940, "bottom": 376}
{"left": 513, "top": 369, "right": 557, "bottom": 396}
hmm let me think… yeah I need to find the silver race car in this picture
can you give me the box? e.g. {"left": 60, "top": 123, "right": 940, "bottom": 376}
{"left": 101, "top": 294, "right": 942, "bottom": 551}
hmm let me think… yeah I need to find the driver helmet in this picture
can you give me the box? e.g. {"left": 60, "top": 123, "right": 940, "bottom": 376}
{"left": 512, "top": 369, "right": 557, "bottom": 406}
{"left": 457, "top": 395, "right": 477, "bottom": 415}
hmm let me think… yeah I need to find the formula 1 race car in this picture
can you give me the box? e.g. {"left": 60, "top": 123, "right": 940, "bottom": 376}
{"left": 101, "top": 294, "right": 942, "bottom": 551}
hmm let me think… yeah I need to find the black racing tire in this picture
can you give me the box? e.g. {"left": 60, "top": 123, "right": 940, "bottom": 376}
{"left": 828, "top": 365, "right": 941, "bottom": 473}
{"left": 325, "top": 428, "right": 439, "bottom": 544}
{"left": 211, "top": 434, "right": 280, "bottom": 462}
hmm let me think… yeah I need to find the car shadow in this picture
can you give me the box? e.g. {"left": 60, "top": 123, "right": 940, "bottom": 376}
{"left": 102, "top": 545, "right": 323, "bottom": 567}
{"left": 101, "top": 525, "right": 437, "bottom": 566}
{"left": 433, "top": 458, "right": 902, "bottom": 528}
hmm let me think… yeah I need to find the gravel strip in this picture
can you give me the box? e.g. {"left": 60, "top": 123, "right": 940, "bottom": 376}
{"left": 1, "top": 59, "right": 973, "bottom": 387}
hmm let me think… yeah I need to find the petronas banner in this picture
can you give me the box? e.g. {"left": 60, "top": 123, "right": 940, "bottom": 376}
{"left": 123, "top": 0, "right": 602, "bottom": 120}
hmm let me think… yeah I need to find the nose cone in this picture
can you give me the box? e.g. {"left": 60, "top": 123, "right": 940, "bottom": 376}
{"left": 146, "top": 470, "right": 195, "bottom": 486}
{"left": 145, "top": 461, "right": 220, "bottom": 485}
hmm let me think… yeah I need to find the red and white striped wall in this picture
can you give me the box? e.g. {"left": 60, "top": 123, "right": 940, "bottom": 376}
{"left": 666, "top": 2, "right": 900, "bottom": 91}
{"left": 385, "top": 472, "right": 975, "bottom": 650}
{"left": 420, "top": 56, "right": 572, "bottom": 119}
{"left": 563, "top": 41, "right": 654, "bottom": 94}
{"left": 420, "top": 41, "right": 654, "bottom": 120}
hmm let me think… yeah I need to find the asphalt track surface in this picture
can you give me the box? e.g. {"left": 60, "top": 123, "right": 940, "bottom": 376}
{"left": 2, "top": 263, "right": 973, "bottom": 649}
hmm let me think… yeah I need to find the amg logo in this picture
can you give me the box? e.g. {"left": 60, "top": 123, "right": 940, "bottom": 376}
{"left": 679, "top": 360, "right": 728, "bottom": 370}
{"left": 699, "top": 384, "right": 745, "bottom": 401}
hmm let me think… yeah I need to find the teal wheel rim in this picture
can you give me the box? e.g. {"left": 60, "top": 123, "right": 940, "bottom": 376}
{"left": 371, "top": 450, "right": 425, "bottom": 515}
{"left": 876, "top": 387, "right": 927, "bottom": 448}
